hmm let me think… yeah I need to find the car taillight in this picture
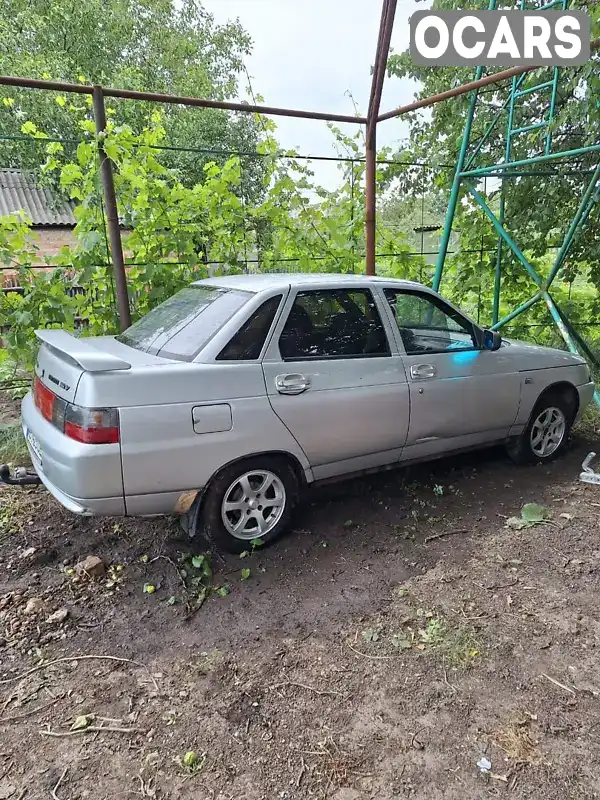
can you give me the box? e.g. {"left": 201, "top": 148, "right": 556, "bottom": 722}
{"left": 33, "top": 376, "right": 119, "bottom": 444}
{"left": 64, "top": 406, "right": 119, "bottom": 444}
{"left": 33, "top": 376, "right": 56, "bottom": 423}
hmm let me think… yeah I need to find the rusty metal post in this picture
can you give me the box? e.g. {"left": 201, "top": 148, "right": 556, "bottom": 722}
{"left": 92, "top": 85, "right": 131, "bottom": 331}
{"left": 365, "top": 0, "right": 397, "bottom": 276}
{"left": 365, "top": 128, "right": 377, "bottom": 276}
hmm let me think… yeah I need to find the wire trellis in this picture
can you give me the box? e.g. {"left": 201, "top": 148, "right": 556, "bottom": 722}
{"left": 0, "top": 132, "right": 597, "bottom": 343}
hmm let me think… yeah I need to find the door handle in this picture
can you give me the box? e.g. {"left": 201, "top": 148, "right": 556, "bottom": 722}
{"left": 275, "top": 373, "right": 311, "bottom": 395}
{"left": 410, "top": 363, "right": 436, "bottom": 380}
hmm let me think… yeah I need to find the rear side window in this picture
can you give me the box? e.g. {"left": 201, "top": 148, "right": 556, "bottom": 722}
{"left": 278, "top": 289, "right": 390, "bottom": 360}
{"left": 117, "top": 285, "right": 252, "bottom": 361}
{"left": 217, "top": 295, "right": 283, "bottom": 361}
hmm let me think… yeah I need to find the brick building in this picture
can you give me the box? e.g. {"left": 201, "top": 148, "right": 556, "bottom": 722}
{"left": 0, "top": 168, "right": 76, "bottom": 286}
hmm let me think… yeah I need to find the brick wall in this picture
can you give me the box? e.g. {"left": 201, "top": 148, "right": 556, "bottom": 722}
{"left": 33, "top": 228, "right": 77, "bottom": 264}
{"left": 1, "top": 227, "right": 76, "bottom": 287}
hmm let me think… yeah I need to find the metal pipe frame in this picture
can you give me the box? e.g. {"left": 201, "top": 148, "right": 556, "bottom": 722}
{"left": 0, "top": 75, "right": 367, "bottom": 125}
{"left": 92, "top": 86, "right": 131, "bottom": 331}
{"left": 365, "top": 0, "right": 398, "bottom": 276}
{"left": 0, "top": 8, "right": 597, "bottom": 335}
{"left": 379, "top": 38, "right": 599, "bottom": 122}
{"left": 461, "top": 143, "right": 600, "bottom": 178}
{"left": 418, "top": 15, "right": 600, "bottom": 406}
{"left": 492, "top": 70, "right": 518, "bottom": 324}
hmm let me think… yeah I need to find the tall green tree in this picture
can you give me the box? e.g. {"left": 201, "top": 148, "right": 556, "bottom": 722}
{"left": 0, "top": 0, "right": 266, "bottom": 196}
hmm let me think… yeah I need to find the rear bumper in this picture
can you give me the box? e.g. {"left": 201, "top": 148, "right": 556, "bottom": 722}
{"left": 576, "top": 381, "right": 596, "bottom": 423}
{"left": 32, "top": 465, "right": 124, "bottom": 515}
{"left": 21, "top": 391, "right": 125, "bottom": 515}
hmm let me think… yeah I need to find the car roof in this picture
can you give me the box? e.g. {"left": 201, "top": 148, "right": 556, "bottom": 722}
{"left": 194, "top": 272, "right": 427, "bottom": 293}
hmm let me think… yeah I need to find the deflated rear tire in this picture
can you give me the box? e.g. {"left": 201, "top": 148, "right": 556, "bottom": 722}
{"left": 199, "top": 456, "right": 299, "bottom": 554}
{"left": 507, "top": 390, "right": 574, "bottom": 465}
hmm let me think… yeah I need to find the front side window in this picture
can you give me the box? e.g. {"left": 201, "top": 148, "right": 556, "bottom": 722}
{"left": 217, "top": 295, "right": 283, "bottom": 361}
{"left": 384, "top": 290, "right": 476, "bottom": 354}
{"left": 278, "top": 289, "right": 390, "bottom": 361}
{"left": 117, "top": 285, "right": 252, "bottom": 361}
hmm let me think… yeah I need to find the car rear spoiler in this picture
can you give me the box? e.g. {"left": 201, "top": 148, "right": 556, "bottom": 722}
{"left": 35, "top": 330, "right": 131, "bottom": 372}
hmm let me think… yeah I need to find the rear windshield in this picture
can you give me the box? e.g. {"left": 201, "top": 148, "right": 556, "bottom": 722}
{"left": 117, "top": 285, "right": 252, "bottom": 361}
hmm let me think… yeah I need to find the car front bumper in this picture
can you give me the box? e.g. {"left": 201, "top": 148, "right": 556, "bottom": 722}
{"left": 576, "top": 381, "right": 596, "bottom": 423}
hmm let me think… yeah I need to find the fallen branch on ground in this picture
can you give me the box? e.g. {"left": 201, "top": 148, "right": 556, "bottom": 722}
{"left": 271, "top": 681, "right": 344, "bottom": 697}
{"left": 0, "top": 697, "right": 62, "bottom": 724}
{"left": 41, "top": 725, "right": 141, "bottom": 737}
{"left": 51, "top": 767, "right": 68, "bottom": 800}
{"left": 346, "top": 642, "right": 399, "bottom": 660}
{"left": 425, "top": 529, "right": 468, "bottom": 544}
{"left": 0, "top": 655, "right": 158, "bottom": 692}
{"left": 540, "top": 673, "right": 576, "bottom": 695}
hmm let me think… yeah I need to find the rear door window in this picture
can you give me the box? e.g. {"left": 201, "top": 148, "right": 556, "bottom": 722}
{"left": 117, "top": 285, "right": 252, "bottom": 361}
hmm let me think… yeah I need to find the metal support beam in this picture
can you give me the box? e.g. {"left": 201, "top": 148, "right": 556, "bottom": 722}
{"left": 546, "top": 163, "right": 600, "bottom": 287}
{"left": 469, "top": 183, "right": 600, "bottom": 408}
{"left": 379, "top": 39, "right": 599, "bottom": 122}
{"left": 492, "top": 72, "right": 517, "bottom": 324}
{"left": 92, "top": 85, "right": 131, "bottom": 331}
{"left": 552, "top": 299, "right": 600, "bottom": 370}
{"left": 0, "top": 74, "right": 367, "bottom": 125}
{"left": 461, "top": 143, "right": 600, "bottom": 178}
{"left": 431, "top": 0, "right": 498, "bottom": 292}
{"left": 365, "top": 135, "right": 377, "bottom": 276}
{"left": 365, "top": 0, "right": 397, "bottom": 276}
{"left": 431, "top": 74, "right": 482, "bottom": 292}
{"left": 465, "top": 183, "right": 543, "bottom": 287}
{"left": 542, "top": 290, "right": 591, "bottom": 363}
{"left": 491, "top": 293, "right": 542, "bottom": 330}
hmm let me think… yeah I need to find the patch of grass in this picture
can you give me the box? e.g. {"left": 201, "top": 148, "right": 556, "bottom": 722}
{"left": 493, "top": 718, "right": 537, "bottom": 764}
{"left": 0, "top": 421, "right": 30, "bottom": 467}
{"left": 418, "top": 616, "right": 481, "bottom": 668}
{"left": 0, "top": 488, "right": 30, "bottom": 537}
{"left": 305, "top": 735, "right": 367, "bottom": 796}
{"left": 575, "top": 404, "right": 600, "bottom": 439}
{"left": 355, "top": 605, "right": 481, "bottom": 669}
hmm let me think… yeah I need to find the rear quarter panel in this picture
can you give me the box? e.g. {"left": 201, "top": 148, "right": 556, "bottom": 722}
{"left": 21, "top": 391, "right": 124, "bottom": 505}
{"left": 117, "top": 363, "right": 310, "bottom": 512}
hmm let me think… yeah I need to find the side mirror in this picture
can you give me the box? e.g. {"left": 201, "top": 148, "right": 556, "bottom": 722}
{"left": 483, "top": 329, "right": 502, "bottom": 351}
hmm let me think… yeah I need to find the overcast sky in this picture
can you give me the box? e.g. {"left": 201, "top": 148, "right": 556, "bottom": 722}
{"left": 202, "top": 0, "right": 423, "bottom": 187}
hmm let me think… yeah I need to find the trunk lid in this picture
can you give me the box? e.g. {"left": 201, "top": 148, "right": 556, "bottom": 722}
{"left": 34, "top": 330, "right": 131, "bottom": 404}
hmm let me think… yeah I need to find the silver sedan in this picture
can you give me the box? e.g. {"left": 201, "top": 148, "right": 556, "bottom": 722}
{"left": 19, "top": 273, "right": 594, "bottom": 552}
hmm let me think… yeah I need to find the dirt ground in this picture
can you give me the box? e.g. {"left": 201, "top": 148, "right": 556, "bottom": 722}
{"left": 2, "top": 409, "right": 600, "bottom": 800}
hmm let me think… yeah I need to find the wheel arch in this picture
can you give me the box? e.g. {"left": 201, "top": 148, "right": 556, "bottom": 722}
{"left": 202, "top": 449, "right": 309, "bottom": 498}
{"left": 533, "top": 381, "right": 579, "bottom": 423}
{"left": 179, "top": 450, "right": 308, "bottom": 539}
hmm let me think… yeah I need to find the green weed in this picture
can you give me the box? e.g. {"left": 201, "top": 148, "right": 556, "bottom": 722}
{"left": 0, "top": 422, "right": 30, "bottom": 466}
{"left": 575, "top": 404, "right": 600, "bottom": 439}
{"left": 417, "top": 616, "right": 481, "bottom": 668}
{"left": 0, "top": 489, "right": 30, "bottom": 537}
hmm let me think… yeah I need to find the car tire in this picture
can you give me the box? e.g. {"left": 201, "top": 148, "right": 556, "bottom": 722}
{"left": 199, "top": 456, "right": 300, "bottom": 554}
{"left": 507, "top": 390, "right": 575, "bottom": 465}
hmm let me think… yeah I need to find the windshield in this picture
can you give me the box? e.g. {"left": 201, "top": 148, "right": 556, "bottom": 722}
{"left": 116, "top": 285, "right": 252, "bottom": 361}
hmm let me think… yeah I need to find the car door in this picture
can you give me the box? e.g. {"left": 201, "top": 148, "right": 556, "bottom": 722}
{"left": 382, "top": 287, "right": 521, "bottom": 460}
{"left": 261, "top": 286, "right": 410, "bottom": 481}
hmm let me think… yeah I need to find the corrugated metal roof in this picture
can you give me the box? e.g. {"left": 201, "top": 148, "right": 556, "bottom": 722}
{"left": 0, "top": 169, "right": 76, "bottom": 227}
